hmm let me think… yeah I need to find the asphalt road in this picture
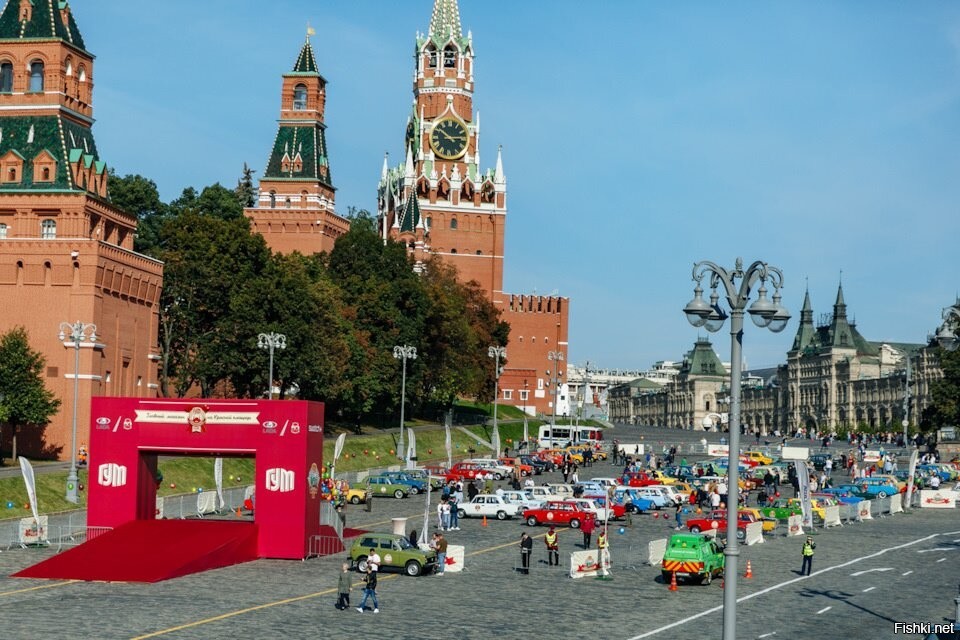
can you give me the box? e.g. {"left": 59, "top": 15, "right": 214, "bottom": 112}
{"left": 0, "top": 424, "right": 952, "bottom": 640}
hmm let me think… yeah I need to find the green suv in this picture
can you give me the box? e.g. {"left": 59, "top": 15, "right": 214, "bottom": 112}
{"left": 364, "top": 475, "right": 410, "bottom": 499}
{"left": 350, "top": 533, "right": 438, "bottom": 577}
{"left": 660, "top": 532, "right": 725, "bottom": 585}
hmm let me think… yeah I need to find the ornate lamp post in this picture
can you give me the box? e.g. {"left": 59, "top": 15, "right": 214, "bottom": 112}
{"left": 58, "top": 321, "right": 98, "bottom": 504}
{"left": 547, "top": 350, "right": 564, "bottom": 446}
{"left": 393, "top": 345, "right": 417, "bottom": 461}
{"left": 488, "top": 345, "right": 506, "bottom": 442}
{"left": 683, "top": 258, "right": 790, "bottom": 640}
{"left": 933, "top": 303, "right": 960, "bottom": 352}
{"left": 257, "top": 332, "right": 286, "bottom": 400}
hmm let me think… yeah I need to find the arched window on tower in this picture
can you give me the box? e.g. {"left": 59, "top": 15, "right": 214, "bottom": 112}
{"left": 293, "top": 84, "right": 307, "bottom": 110}
{"left": 41, "top": 219, "right": 56, "bottom": 239}
{"left": 426, "top": 45, "right": 438, "bottom": 69}
{"left": 269, "top": 191, "right": 276, "bottom": 208}
{"left": 0, "top": 62, "right": 12, "bottom": 93}
{"left": 443, "top": 45, "right": 457, "bottom": 68}
{"left": 29, "top": 60, "right": 44, "bottom": 92}
{"left": 450, "top": 217, "right": 458, "bottom": 230}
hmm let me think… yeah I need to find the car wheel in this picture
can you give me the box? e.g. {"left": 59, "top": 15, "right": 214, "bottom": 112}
{"left": 350, "top": 496, "right": 361, "bottom": 505}
{"left": 496, "top": 510, "right": 507, "bottom": 520}
{"left": 736, "top": 529, "right": 746, "bottom": 541}
{"left": 494, "top": 473, "right": 504, "bottom": 480}
{"left": 457, "top": 509, "right": 466, "bottom": 519}
{"left": 405, "top": 560, "right": 422, "bottom": 577}
{"left": 394, "top": 490, "right": 405, "bottom": 499}
{"left": 526, "top": 516, "right": 539, "bottom": 526}
{"left": 661, "top": 570, "right": 673, "bottom": 583}
{"left": 877, "top": 491, "right": 887, "bottom": 499}
{"left": 569, "top": 519, "right": 581, "bottom": 529}
{"left": 356, "top": 556, "right": 369, "bottom": 573}
{"left": 521, "top": 470, "right": 529, "bottom": 477}
{"left": 690, "top": 526, "right": 702, "bottom": 534}
{"left": 409, "top": 487, "right": 420, "bottom": 495}
{"left": 702, "top": 570, "right": 712, "bottom": 585}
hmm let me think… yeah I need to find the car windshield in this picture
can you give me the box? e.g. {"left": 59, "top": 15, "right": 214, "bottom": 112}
{"left": 396, "top": 537, "right": 414, "bottom": 550}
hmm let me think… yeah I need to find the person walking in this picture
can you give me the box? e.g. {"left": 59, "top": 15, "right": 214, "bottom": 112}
{"left": 335, "top": 562, "right": 352, "bottom": 610}
{"left": 432, "top": 532, "right": 448, "bottom": 576}
{"left": 581, "top": 514, "right": 595, "bottom": 549}
{"left": 674, "top": 500, "right": 684, "bottom": 530}
{"left": 800, "top": 536, "right": 816, "bottom": 576}
{"left": 519, "top": 532, "right": 533, "bottom": 574}
{"left": 545, "top": 526, "right": 559, "bottom": 566}
{"left": 448, "top": 494, "right": 460, "bottom": 531}
{"left": 356, "top": 566, "right": 379, "bottom": 613}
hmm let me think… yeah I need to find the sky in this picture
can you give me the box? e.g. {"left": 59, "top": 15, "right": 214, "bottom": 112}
{"left": 76, "top": 1, "right": 960, "bottom": 372}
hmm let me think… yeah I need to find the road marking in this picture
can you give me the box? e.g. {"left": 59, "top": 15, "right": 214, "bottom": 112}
{"left": 626, "top": 532, "right": 940, "bottom": 640}
{"left": 937, "top": 558, "right": 947, "bottom": 563}
{"left": 758, "top": 633, "right": 777, "bottom": 638}
{"left": 917, "top": 547, "right": 956, "bottom": 553}
{"left": 861, "top": 586, "right": 876, "bottom": 593}
{"left": 850, "top": 568, "right": 892, "bottom": 576}
{"left": 129, "top": 530, "right": 546, "bottom": 639}
{"left": 902, "top": 570, "right": 913, "bottom": 576}
{"left": 0, "top": 580, "right": 79, "bottom": 597}
{"left": 816, "top": 606, "right": 831, "bottom": 615}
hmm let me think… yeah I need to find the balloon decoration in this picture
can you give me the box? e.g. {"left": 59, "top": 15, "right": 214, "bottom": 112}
{"left": 653, "top": 513, "right": 659, "bottom": 519}
{"left": 5, "top": 501, "right": 13, "bottom": 509}
{"left": 427, "top": 449, "right": 433, "bottom": 455}
{"left": 169, "top": 483, "right": 176, "bottom": 489}
{"left": 320, "top": 479, "right": 351, "bottom": 502}
{"left": 389, "top": 449, "right": 395, "bottom": 455}
{"left": 618, "top": 527, "right": 626, "bottom": 534}
{"left": 363, "top": 449, "right": 369, "bottom": 455}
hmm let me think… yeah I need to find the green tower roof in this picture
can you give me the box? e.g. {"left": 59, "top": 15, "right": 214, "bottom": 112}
{"left": 429, "top": 0, "right": 462, "bottom": 40}
{"left": 292, "top": 38, "right": 319, "bottom": 74}
{"left": 0, "top": 0, "right": 87, "bottom": 51}
{"left": 262, "top": 123, "right": 333, "bottom": 188}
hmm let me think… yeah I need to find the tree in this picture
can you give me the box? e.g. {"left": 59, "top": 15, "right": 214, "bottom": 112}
{"left": 168, "top": 183, "right": 245, "bottom": 221}
{"left": 924, "top": 347, "right": 960, "bottom": 430}
{"left": 0, "top": 327, "right": 60, "bottom": 462}
{"left": 235, "top": 163, "right": 257, "bottom": 208}
{"left": 107, "top": 171, "right": 169, "bottom": 256}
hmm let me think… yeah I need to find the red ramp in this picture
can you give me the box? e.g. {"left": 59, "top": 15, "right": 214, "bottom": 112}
{"left": 13, "top": 520, "right": 258, "bottom": 583}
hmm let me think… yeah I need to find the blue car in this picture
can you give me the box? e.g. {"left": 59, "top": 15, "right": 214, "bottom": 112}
{"left": 611, "top": 487, "right": 656, "bottom": 513}
{"left": 817, "top": 487, "right": 864, "bottom": 504}
{"left": 918, "top": 464, "right": 953, "bottom": 483}
{"left": 375, "top": 472, "right": 427, "bottom": 495}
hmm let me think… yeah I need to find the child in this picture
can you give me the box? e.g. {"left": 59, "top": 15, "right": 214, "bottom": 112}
{"left": 335, "top": 563, "right": 351, "bottom": 610}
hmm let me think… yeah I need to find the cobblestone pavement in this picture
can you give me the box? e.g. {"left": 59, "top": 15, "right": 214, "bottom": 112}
{"left": 0, "top": 427, "right": 955, "bottom": 640}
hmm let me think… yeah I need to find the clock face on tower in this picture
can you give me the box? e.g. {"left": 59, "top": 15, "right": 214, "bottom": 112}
{"left": 429, "top": 117, "right": 468, "bottom": 160}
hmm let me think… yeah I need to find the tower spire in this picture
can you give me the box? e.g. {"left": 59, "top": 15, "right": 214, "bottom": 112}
{"left": 494, "top": 144, "right": 505, "bottom": 184}
{"left": 429, "top": 0, "right": 462, "bottom": 39}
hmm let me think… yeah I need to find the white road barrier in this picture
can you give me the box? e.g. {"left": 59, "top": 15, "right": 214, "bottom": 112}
{"left": 18, "top": 515, "right": 48, "bottom": 546}
{"left": 197, "top": 491, "right": 218, "bottom": 516}
{"left": 786, "top": 514, "right": 804, "bottom": 537}
{"left": 889, "top": 493, "right": 903, "bottom": 514}
{"left": 155, "top": 496, "right": 164, "bottom": 519}
{"left": 823, "top": 505, "right": 842, "bottom": 528}
{"left": 919, "top": 489, "right": 958, "bottom": 509}
{"left": 647, "top": 538, "right": 667, "bottom": 566}
{"left": 444, "top": 544, "right": 465, "bottom": 572}
{"left": 569, "top": 549, "right": 610, "bottom": 579}
{"left": 857, "top": 499, "right": 873, "bottom": 521}
{"left": 745, "top": 521, "right": 764, "bottom": 545}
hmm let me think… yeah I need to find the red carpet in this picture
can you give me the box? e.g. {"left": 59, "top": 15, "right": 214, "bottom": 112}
{"left": 13, "top": 520, "right": 258, "bottom": 583}
{"left": 342, "top": 527, "right": 367, "bottom": 539}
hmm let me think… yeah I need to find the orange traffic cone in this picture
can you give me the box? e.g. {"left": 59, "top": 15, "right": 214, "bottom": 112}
{"left": 482, "top": 515, "right": 488, "bottom": 527}
{"left": 668, "top": 571, "right": 678, "bottom": 592}
{"left": 745, "top": 560, "right": 753, "bottom": 579}
{"left": 235, "top": 506, "right": 243, "bottom": 517}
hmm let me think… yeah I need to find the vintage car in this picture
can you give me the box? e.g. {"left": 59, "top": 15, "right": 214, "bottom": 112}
{"left": 406, "top": 468, "right": 447, "bottom": 489}
{"left": 620, "top": 471, "right": 661, "bottom": 488}
{"left": 758, "top": 498, "right": 803, "bottom": 521}
{"left": 742, "top": 451, "right": 774, "bottom": 466}
{"left": 373, "top": 472, "right": 427, "bottom": 495}
{"left": 498, "top": 457, "right": 534, "bottom": 477}
{"left": 365, "top": 475, "right": 410, "bottom": 499}
{"left": 500, "top": 490, "right": 546, "bottom": 511}
{"left": 345, "top": 485, "right": 368, "bottom": 504}
{"left": 661, "top": 532, "right": 725, "bottom": 585}
{"left": 519, "top": 454, "right": 551, "bottom": 474}
{"left": 611, "top": 487, "right": 655, "bottom": 513}
{"left": 466, "top": 458, "right": 513, "bottom": 480}
{"left": 664, "top": 465, "right": 699, "bottom": 483}
{"left": 809, "top": 453, "right": 833, "bottom": 471}
{"left": 738, "top": 507, "right": 778, "bottom": 532}
{"left": 350, "top": 533, "right": 438, "bottom": 577}
{"left": 645, "top": 470, "right": 679, "bottom": 485}
{"left": 589, "top": 477, "right": 621, "bottom": 488}
{"left": 457, "top": 494, "right": 522, "bottom": 520}
{"left": 686, "top": 510, "right": 758, "bottom": 540}
{"left": 526, "top": 485, "right": 559, "bottom": 502}
{"left": 546, "top": 483, "right": 575, "bottom": 497}
{"left": 445, "top": 462, "right": 486, "bottom": 482}
{"left": 624, "top": 486, "right": 675, "bottom": 509}
{"left": 856, "top": 478, "right": 900, "bottom": 499}
{"left": 818, "top": 485, "right": 867, "bottom": 504}
{"left": 563, "top": 497, "right": 618, "bottom": 522}
{"left": 523, "top": 500, "right": 594, "bottom": 528}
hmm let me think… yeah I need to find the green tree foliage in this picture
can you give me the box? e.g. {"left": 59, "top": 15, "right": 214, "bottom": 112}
{"left": 235, "top": 163, "right": 257, "bottom": 208}
{"left": 0, "top": 327, "right": 61, "bottom": 461}
{"left": 169, "top": 183, "right": 245, "bottom": 221}
{"left": 108, "top": 171, "right": 169, "bottom": 255}
{"left": 925, "top": 347, "right": 960, "bottom": 429}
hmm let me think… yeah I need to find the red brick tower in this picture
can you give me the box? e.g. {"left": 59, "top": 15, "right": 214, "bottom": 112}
{"left": 378, "top": 1, "right": 570, "bottom": 416}
{"left": 0, "top": 1, "right": 164, "bottom": 458}
{"left": 245, "top": 36, "right": 349, "bottom": 255}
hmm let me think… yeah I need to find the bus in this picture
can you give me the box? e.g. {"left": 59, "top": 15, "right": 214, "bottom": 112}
{"left": 537, "top": 425, "right": 604, "bottom": 449}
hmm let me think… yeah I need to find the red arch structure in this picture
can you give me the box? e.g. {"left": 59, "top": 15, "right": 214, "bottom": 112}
{"left": 87, "top": 398, "right": 324, "bottom": 559}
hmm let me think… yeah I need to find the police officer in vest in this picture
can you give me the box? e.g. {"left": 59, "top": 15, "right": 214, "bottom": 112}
{"left": 800, "top": 536, "right": 816, "bottom": 576}
{"left": 545, "top": 526, "right": 559, "bottom": 566}
{"left": 597, "top": 528, "right": 610, "bottom": 576}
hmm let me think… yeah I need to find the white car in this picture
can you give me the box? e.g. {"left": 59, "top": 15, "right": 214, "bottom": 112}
{"left": 650, "top": 484, "right": 685, "bottom": 505}
{"left": 467, "top": 458, "right": 514, "bottom": 480}
{"left": 501, "top": 490, "right": 545, "bottom": 511}
{"left": 527, "top": 486, "right": 559, "bottom": 501}
{"left": 456, "top": 494, "right": 522, "bottom": 520}
{"left": 589, "top": 477, "right": 620, "bottom": 488}
{"left": 546, "top": 483, "right": 575, "bottom": 497}
{"left": 564, "top": 498, "right": 614, "bottom": 522}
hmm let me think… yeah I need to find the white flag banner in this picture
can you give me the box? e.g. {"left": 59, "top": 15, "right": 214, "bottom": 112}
{"left": 794, "top": 460, "right": 814, "bottom": 528}
{"left": 214, "top": 457, "right": 224, "bottom": 510}
{"left": 904, "top": 449, "right": 919, "bottom": 509}
{"left": 492, "top": 423, "right": 501, "bottom": 457}
{"left": 406, "top": 429, "right": 417, "bottom": 470}
{"left": 523, "top": 416, "right": 529, "bottom": 446}
{"left": 18, "top": 457, "right": 40, "bottom": 523}
{"left": 445, "top": 424, "right": 453, "bottom": 469}
{"left": 331, "top": 432, "right": 346, "bottom": 478}
{"left": 419, "top": 481, "right": 432, "bottom": 546}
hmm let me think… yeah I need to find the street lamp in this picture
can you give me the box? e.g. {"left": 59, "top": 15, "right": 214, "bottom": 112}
{"left": 577, "top": 362, "right": 590, "bottom": 429}
{"left": 488, "top": 346, "right": 506, "bottom": 448}
{"left": 393, "top": 345, "right": 417, "bottom": 462}
{"left": 257, "top": 332, "right": 286, "bottom": 400}
{"left": 683, "top": 258, "right": 790, "bottom": 640}
{"left": 547, "top": 350, "right": 564, "bottom": 446}
{"left": 58, "top": 321, "right": 98, "bottom": 504}
{"left": 933, "top": 303, "right": 960, "bottom": 352}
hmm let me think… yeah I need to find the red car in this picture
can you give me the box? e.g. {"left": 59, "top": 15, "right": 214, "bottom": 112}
{"left": 523, "top": 501, "right": 594, "bottom": 529}
{"left": 499, "top": 457, "right": 534, "bottom": 477}
{"left": 446, "top": 462, "right": 485, "bottom": 483}
{"left": 685, "top": 510, "right": 757, "bottom": 541}
{"left": 620, "top": 471, "right": 660, "bottom": 487}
